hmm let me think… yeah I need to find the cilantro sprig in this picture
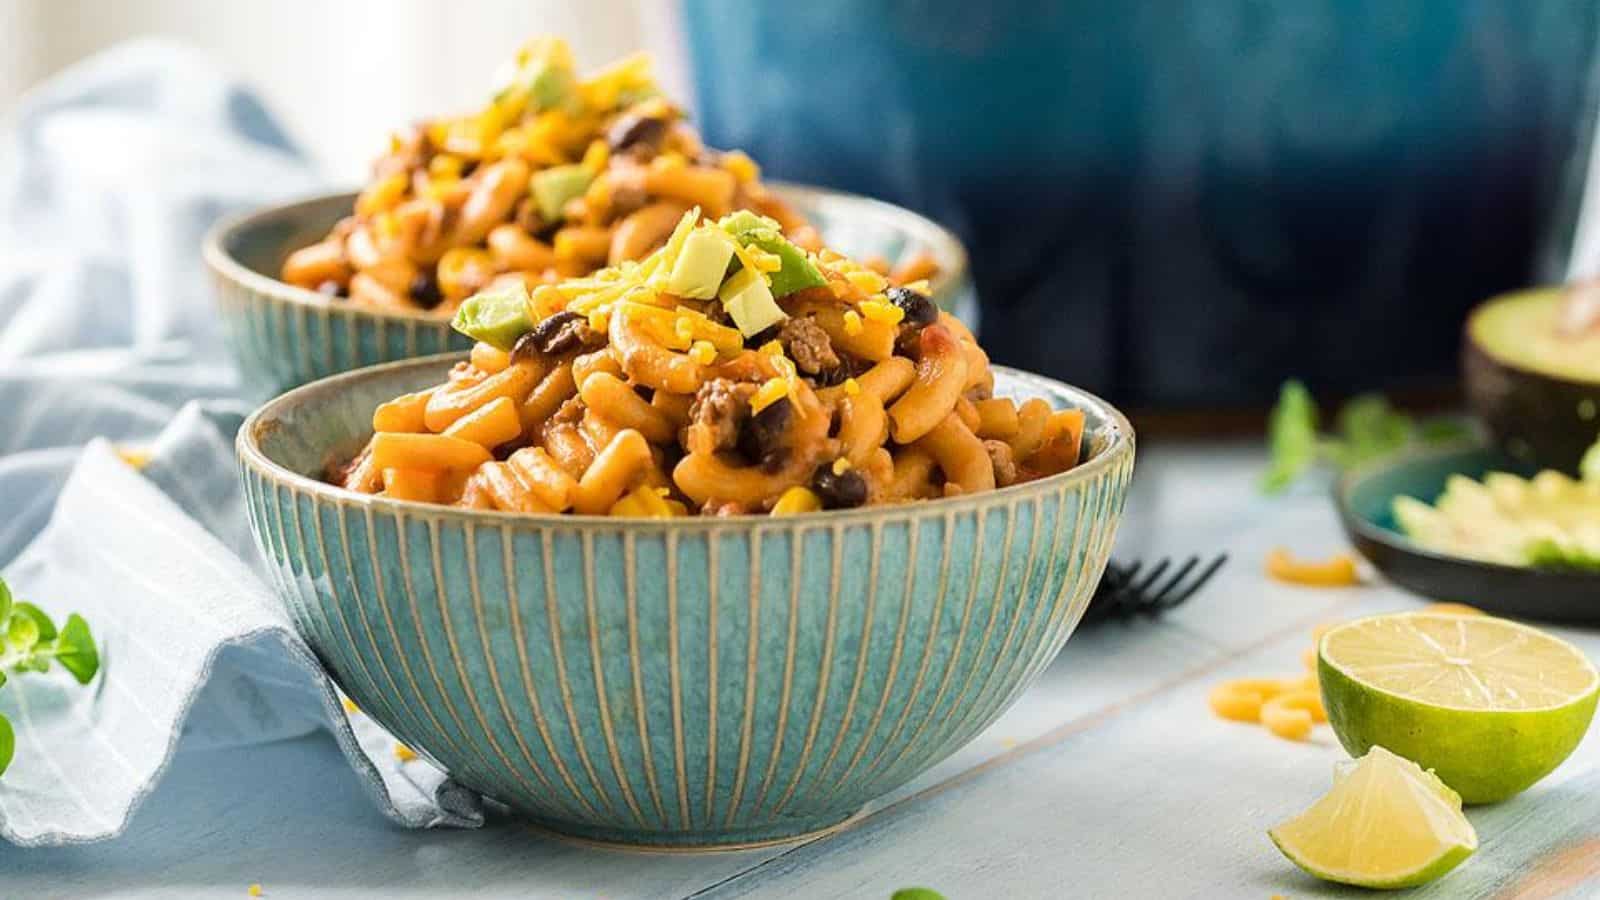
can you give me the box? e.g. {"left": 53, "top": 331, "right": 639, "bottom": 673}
{"left": 0, "top": 575, "right": 99, "bottom": 776}
{"left": 1262, "top": 379, "right": 1472, "bottom": 494}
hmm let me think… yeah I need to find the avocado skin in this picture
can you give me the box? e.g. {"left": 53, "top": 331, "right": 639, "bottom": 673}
{"left": 1463, "top": 335, "right": 1600, "bottom": 474}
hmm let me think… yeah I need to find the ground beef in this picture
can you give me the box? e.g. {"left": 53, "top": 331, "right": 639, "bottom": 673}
{"left": 688, "top": 379, "right": 753, "bottom": 453}
{"left": 701, "top": 499, "right": 747, "bottom": 517}
{"left": 778, "top": 316, "right": 839, "bottom": 375}
{"left": 984, "top": 439, "right": 1019, "bottom": 487}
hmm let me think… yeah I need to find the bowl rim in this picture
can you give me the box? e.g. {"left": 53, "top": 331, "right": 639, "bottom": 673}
{"left": 202, "top": 180, "right": 971, "bottom": 327}
{"left": 1334, "top": 438, "right": 1600, "bottom": 583}
{"left": 238, "top": 353, "right": 1135, "bottom": 529}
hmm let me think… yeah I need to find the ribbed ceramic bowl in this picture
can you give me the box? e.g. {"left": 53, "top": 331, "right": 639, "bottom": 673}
{"left": 206, "top": 183, "right": 974, "bottom": 399}
{"left": 237, "top": 354, "right": 1133, "bottom": 848}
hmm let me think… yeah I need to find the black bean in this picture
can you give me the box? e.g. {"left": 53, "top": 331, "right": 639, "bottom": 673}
{"left": 885, "top": 286, "right": 937, "bottom": 327}
{"left": 812, "top": 464, "right": 868, "bottom": 509}
{"left": 606, "top": 113, "right": 667, "bottom": 152}
{"left": 737, "top": 397, "right": 790, "bottom": 465}
{"left": 526, "top": 310, "right": 591, "bottom": 355}
{"left": 509, "top": 331, "right": 541, "bottom": 364}
{"left": 632, "top": 384, "right": 654, "bottom": 401}
{"left": 743, "top": 323, "right": 783, "bottom": 349}
{"left": 409, "top": 272, "right": 444, "bottom": 309}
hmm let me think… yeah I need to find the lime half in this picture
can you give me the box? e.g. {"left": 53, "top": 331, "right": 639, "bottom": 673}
{"left": 1319, "top": 612, "right": 1599, "bottom": 803}
{"left": 1270, "top": 746, "right": 1477, "bottom": 889}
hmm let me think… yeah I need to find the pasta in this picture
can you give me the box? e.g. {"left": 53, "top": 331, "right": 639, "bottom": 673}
{"left": 329, "top": 211, "right": 1088, "bottom": 516}
{"left": 281, "top": 37, "right": 936, "bottom": 314}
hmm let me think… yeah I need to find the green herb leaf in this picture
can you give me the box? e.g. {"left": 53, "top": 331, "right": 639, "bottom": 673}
{"left": 11, "top": 602, "right": 57, "bottom": 643}
{"left": 6, "top": 611, "right": 40, "bottom": 654}
{"left": 891, "top": 890, "right": 947, "bottom": 900}
{"left": 1417, "top": 417, "right": 1474, "bottom": 446}
{"left": 54, "top": 615, "right": 100, "bottom": 685}
{"left": 0, "top": 713, "right": 13, "bottom": 777}
{"left": 0, "top": 576, "right": 99, "bottom": 778}
{"left": 1330, "top": 393, "right": 1413, "bottom": 467}
{"left": 1261, "top": 379, "right": 1320, "bottom": 493}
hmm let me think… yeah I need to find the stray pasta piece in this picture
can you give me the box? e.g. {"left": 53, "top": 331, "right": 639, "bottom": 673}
{"left": 1265, "top": 548, "right": 1361, "bottom": 587}
{"left": 328, "top": 220, "right": 1088, "bottom": 515}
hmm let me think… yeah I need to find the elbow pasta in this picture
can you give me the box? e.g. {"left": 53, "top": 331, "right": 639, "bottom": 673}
{"left": 329, "top": 214, "right": 1093, "bottom": 517}
{"left": 281, "top": 36, "right": 935, "bottom": 313}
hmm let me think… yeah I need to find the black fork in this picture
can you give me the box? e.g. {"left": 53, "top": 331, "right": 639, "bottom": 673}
{"left": 1082, "top": 553, "right": 1228, "bottom": 623}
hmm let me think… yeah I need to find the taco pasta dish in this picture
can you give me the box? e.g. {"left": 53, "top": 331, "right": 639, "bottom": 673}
{"left": 330, "top": 209, "right": 1085, "bottom": 516}
{"left": 279, "top": 37, "right": 935, "bottom": 314}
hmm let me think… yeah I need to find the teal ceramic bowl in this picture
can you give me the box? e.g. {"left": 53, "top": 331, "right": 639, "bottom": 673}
{"left": 1337, "top": 442, "right": 1599, "bottom": 624}
{"left": 237, "top": 354, "right": 1133, "bottom": 848}
{"left": 205, "top": 184, "right": 974, "bottom": 399}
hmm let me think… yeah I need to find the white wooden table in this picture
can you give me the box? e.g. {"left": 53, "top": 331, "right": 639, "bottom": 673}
{"left": 5, "top": 440, "right": 1597, "bottom": 899}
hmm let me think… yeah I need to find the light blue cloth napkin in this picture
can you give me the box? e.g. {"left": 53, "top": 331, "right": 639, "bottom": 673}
{"left": 0, "top": 40, "right": 483, "bottom": 846}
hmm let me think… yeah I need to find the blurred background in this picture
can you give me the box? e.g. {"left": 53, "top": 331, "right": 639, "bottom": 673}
{"left": 5, "top": 0, "right": 1599, "bottom": 415}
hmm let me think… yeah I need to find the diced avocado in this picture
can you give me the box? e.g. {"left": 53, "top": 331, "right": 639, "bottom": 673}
{"left": 452, "top": 285, "right": 534, "bottom": 351}
{"left": 666, "top": 228, "right": 736, "bottom": 299}
{"left": 717, "top": 211, "right": 827, "bottom": 297}
{"left": 498, "top": 37, "right": 576, "bottom": 113}
{"left": 531, "top": 165, "right": 594, "bottom": 223}
{"left": 718, "top": 267, "right": 786, "bottom": 337}
{"left": 1392, "top": 463, "right": 1600, "bottom": 569}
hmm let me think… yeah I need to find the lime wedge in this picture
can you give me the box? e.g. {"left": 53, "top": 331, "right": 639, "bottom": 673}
{"left": 1319, "top": 612, "right": 1599, "bottom": 803}
{"left": 1270, "top": 746, "right": 1477, "bottom": 889}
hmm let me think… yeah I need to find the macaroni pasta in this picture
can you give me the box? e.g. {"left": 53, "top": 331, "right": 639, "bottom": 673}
{"left": 330, "top": 210, "right": 1088, "bottom": 516}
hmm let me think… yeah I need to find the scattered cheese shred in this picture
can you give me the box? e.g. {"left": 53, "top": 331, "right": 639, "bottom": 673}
{"left": 341, "top": 697, "right": 360, "bottom": 715}
{"left": 751, "top": 378, "right": 789, "bottom": 414}
{"left": 248, "top": 884, "right": 263, "bottom": 897}
{"left": 859, "top": 298, "right": 906, "bottom": 325}
{"left": 393, "top": 744, "right": 418, "bottom": 763}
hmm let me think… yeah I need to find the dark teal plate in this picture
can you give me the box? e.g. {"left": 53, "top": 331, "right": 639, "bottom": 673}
{"left": 1337, "top": 443, "right": 1600, "bottom": 624}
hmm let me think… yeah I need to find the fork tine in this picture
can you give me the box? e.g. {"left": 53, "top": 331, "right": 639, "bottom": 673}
{"left": 1146, "top": 556, "right": 1201, "bottom": 610}
{"left": 1128, "top": 558, "right": 1170, "bottom": 596}
{"left": 1163, "top": 553, "right": 1228, "bottom": 607}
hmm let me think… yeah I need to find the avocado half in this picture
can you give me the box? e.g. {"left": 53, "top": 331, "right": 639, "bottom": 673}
{"left": 1463, "top": 287, "right": 1600, "bottom": 473}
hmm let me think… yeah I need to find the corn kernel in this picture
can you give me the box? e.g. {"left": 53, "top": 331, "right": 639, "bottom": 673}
{"left": 610, "top": 484, "right": 676, "bottom": 518}
{"left": 428, "top": 154, "right": 464, "bottom": 180}
{"left": 675, "top": 316, "right": 696, "bottom": 344}
{"left": 845, "top": 270, "right": 889, "bottom": 294}
{"left": 688, "top": 340, "right": 717, "bottom": 365}
{"left": 831, "top": 457, "right": 852, "bottom": 476}
{"left": 843, "top": 377, "right": 862, "bottom": 397}
{"left": 751, "top": 378, "right": 789, "bottom": 414}
{"left": 721, "top": 149, "right": 760, "bottom": 183}
{"left": 759, "top": 340, "right": 785, "bottom": 357}
{"left": 772, "top": 486, "right": 823, "bottom": 515}
{"left": 842, "top": 310, "right": 864, "bottom": 336}
{"left": 248, "top": 885, "right": 263, "bottom": 898}
{"left": 581, "top": 139, "right": 610, "bottom": 174}
{"left": 860, "top": 298, "right": 906, "bottom": 325}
